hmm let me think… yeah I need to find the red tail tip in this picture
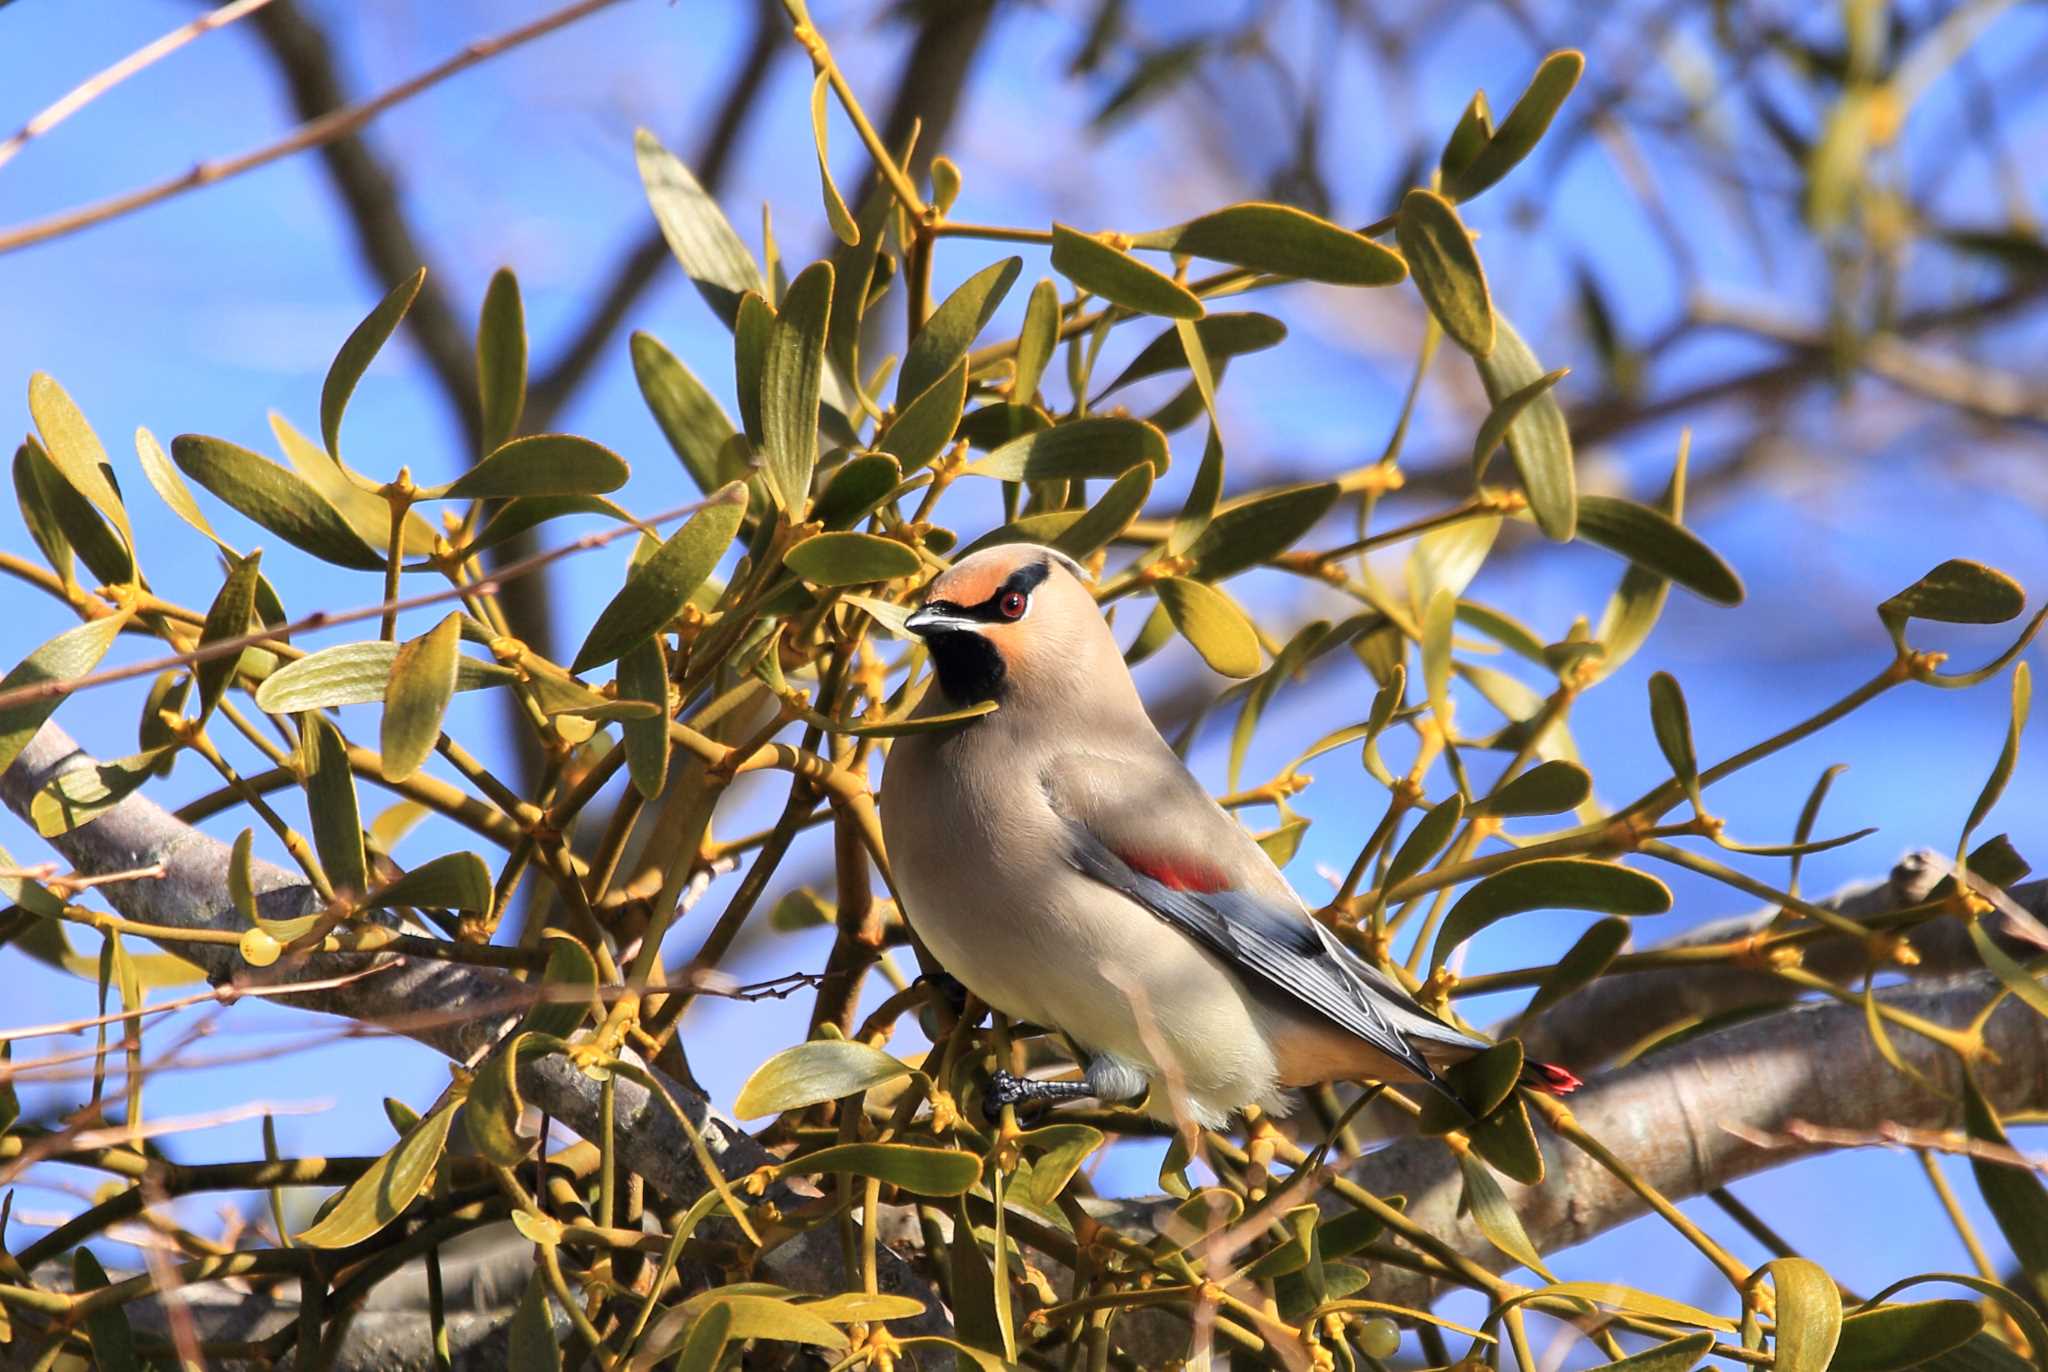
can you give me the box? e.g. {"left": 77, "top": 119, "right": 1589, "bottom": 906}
{"left": 1525, "top": 1061, "right": 1583, "bottom": 1095}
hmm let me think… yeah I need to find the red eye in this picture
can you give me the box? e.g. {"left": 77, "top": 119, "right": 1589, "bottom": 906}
{"left": 998, "top": 590, "right": 1028, "bottom": 620}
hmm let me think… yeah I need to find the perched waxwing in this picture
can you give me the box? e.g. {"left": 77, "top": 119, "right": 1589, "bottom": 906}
{"left": 878, "top": 543, "right": 1580, "bottom": 1128}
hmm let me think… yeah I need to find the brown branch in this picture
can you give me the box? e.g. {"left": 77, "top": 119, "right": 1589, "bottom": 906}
{"left": 0, "top": 0, "right": 629, "bottom": 263}
{"left": 523, "top": 0, "right": 782, "bottom": 431}
{"left": 0, "top": 722, "right": 951, "bottom": 1356}
{"left": 0, "top": 0, "right": 283, "bottom": 174}
{"left": 1098, "top": 969, "right": 2046, "bottom": 1333}
{"left": 1517, "top": 850, "right": 2048, "bottom": 1072}
{"left": 231, "top": 0, "right": 481, "bottom": 446}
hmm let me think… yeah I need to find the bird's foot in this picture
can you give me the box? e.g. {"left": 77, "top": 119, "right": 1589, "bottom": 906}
{"left": 983, "top": 1068, "right": 1094, "bottom": 1121}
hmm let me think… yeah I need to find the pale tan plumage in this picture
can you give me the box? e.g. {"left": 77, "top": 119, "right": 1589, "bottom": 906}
{"left": 879, "top": 544, "right": 1576, "bottom": 1127}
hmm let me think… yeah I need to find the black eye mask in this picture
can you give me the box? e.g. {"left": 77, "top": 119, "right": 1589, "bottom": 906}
{"left": 918, "top": 560, "right": 1051, "bottom": 703}
{"left": 920, "top": 559, "right": 1051, "bottom": 625}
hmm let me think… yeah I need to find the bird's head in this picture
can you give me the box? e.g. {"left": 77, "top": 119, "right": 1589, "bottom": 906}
{"left": 905, "top": 543, "right": 1126, "bottom": 710}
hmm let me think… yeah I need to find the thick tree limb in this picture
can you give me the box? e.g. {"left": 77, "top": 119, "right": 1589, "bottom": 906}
{"left": 1100, "top": 968, "right": 2045, "bottom": 1342}
{"left": 1517, "top": 852, "right": 2048, "bottom": 1071}
{"left": 0, "top": 723, "right": 950, "bottom": 1354}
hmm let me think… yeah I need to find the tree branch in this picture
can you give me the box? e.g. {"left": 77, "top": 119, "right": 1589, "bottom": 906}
{"left": 0, "top": 722, "right": 951, "bottom": 1358}
{"left": 1100, "top": 968, "right": 2045, "bottom": 1335}
{"left": 232, "top": 0, "right": 481, "bottom": 447}
{"left": 523, "top": 0, "right": 782, "bottom": 432}
{"left": 1516, "top": 851, "right": 2048, "bottom": 1072}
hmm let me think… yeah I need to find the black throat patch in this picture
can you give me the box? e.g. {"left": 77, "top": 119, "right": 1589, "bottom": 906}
{"left": 927, "top": 631, "right": 1005, "bottom": 704}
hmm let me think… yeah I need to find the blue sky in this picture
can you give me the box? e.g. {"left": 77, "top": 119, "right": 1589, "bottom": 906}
{"left": 2, "top": 0, "right": 2045, "bottom": 1357}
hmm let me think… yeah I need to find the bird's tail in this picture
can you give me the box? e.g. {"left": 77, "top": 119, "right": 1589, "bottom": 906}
{"left": 1519, "top": 1059, "right": 1583, "bottom": 1095}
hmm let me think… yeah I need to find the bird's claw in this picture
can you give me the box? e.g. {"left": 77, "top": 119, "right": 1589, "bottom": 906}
{"left": 982, "top": 1067, "right": 1092, "bottom": 1122}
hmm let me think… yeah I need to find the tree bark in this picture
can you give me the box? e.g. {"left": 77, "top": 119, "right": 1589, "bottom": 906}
{"left": 0, "top": 723, "right": 951, "bottom": 1362}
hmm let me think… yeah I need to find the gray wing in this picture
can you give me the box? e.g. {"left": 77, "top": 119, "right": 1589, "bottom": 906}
{"left": 1060, "top": 819, "right": 1482, "bottom": 1095}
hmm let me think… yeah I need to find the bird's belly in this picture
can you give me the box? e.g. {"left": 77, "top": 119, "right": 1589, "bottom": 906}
{"left": 897, "top": 854, "right": 1281, "bottom": 1111}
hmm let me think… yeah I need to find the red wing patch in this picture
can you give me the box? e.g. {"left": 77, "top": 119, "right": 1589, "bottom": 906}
{"left": 1522, "top": 1060, "right": 1583, "bottom": 1095}
{"left": 1119, "top": 849, "right": 1231, "bottom": 894}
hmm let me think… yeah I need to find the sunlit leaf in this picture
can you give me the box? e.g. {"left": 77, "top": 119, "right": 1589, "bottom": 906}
{"left": 256, "top": 640, "right": 517, "bottom": 712}
{"left": 1013, "top": 277, "right": 1062, "bottom": 403}
{"left": 321, "top": 269, "right": 424, "bottom": 457}
{"left": 28, "top": 374, "right": 133, "bottom": 575}
{"left": 1096, "top": 312, "right": 1288, "bottom": 399}
{"left": 900, "top": 257, "right": 1022, "bottom": 403}
{"left": 1448, "top": 51, "right": 1585, "bottom": 202}
{"left": 669, "top": 1300, "right": 731, "bottom": 1372}
{"left": 878, "top": 358, "right": 967, "bottom": 470}
{"left": 1157, "top": 577, "right": 1261, "bottom": 677}
{"left": 732, "top": 291, "right": 773, "bottom": 448}
{"left": 1597, "top": 434, "right": 1689, "bottom": 679}
{"left": 1052, "top": 223, "right": 1204, "bottom": 318}
{"left": 572, "top": 486, "right": 748, "bottom": 672}
{"left": 1475, "top": 759, "right": 1591, "bottom": 817}
{"left": 1522, "top": 916, "right": 1629, "bottom": 1019}
{"left": 466, "top": 1031, "right": 554, "bottom": 1165}
{"left": 1422, "top": 587, "right": 1457, "bottom": 721}
{"left": 1054, "top": 464, "right": 1154, "bottom": 562}
{"left": 270, "top": 412, "right": 437, "bottom": 559}
{"left": 633, "top": 330, "right": 739, "bottom": 495}
{"left": 1189, "top": 481, "right": 1338, "bottom": 580}
{"left": 1881, "top": 559, "right": 2026, "bottom": 631}
{"left": 1398, "top": 189, "right": 1495, "bottom": 356}
{"left": 1961, "top": 1073, "right": 2048, "bottom": 1303}
{"left": 759, "top": 261, "right": 834, "bottom": 514}
{"left": 1385, "top": 795, "right": 1464, "bottom": 893}
{"left": 1131, "top": 203, "right": 1407, "bottom": 286}
{"left": 1472, "top": 368, "right": 1568, "bottom": 482}
{"left": 735, "top": 1040, "right": 915, "bottom": 1118}
{"left": 0, "top": 615, "right": 125, "bottom": 776}
{"left": 809, "top": 72, "right": 858, "bottom": 246}
{"left": 1592, "top": 1332, "right": 1714, "bottom": 1370}
{"left": 1410, "top": 513, "right": 1501, "bottom": 607}
{"left": 1440, "top": 90, "right": 1494, "bottom": 184}
{"left": 196, "top": 551, "right": 263, "bottom": 721}
{"left": 1474, "top": 315, "right": 1574, "bottom": 540}
{"left": 778, "top": 1142, "right": 981, "bottom": 1195}
{"left": 617, "top": 635, "right": 671, "bottom": 800}
{"left": 171, "top": 434, "right": 382, "bottom": 569}
{"left": 519, "top": 932, "right": 598, "bottom": 1042}
{"left": 29, "top": 750, "right": 163, "bottom": 838}
{"left": 476, "top": 267, "right": 526, "bottom": 456}
{"left": 298, "top": 1096, "right": 458, "bottom": 1246}
{"left": 428, "top": 434, "right": 628, "bottom": 500}
{"left": 1458, "top": 1152, "right": 1552, "bottom": 1276}
{"left": 1759, "top": 1257, "right": 1841, "bottom": 1372}
{"left": 635, "top": 128, "right": 765, "bottom": 327}
{"left": 380, "top": 612, "right": 460, "bottom": 781}
{"left": 300, "top": 712, "right": 367, "bottom": 897}
{"left": 784, "top": 531, "right": 922, "bottom": 587}
{"left": 1431, "top": 859, "right": 1671, "bottom": 971}
{"left": 367, "top": 850, "right": 492, "bottom": 914}
{"left": 1578, "top": 496, "right": 1743, "bottom": 606}
{"left": 964, "top": 416, "right": 1166, "bottom": 481}
{"left": 1831, "top": 1301, "right": 1982, "bottom": 1372}
{"left": 14, "top": 441, "right": 77, "bottom": 586}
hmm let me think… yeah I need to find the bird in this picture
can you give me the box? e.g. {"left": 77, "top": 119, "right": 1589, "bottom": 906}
{"left": 877, "top": 543, "right": 1581, "bottom": 1130}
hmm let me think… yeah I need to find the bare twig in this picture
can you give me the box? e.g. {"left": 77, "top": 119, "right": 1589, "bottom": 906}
{"left": 0, "top": 489, "right": 735, "bottom": 718}
{"left": 0, "top": 0, "right": 630, "bottom": 257}
{"left": 0, "top": 0, "right": 282, "bottom": 174}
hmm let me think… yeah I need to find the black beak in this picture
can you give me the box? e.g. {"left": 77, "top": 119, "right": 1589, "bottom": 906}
{"left": 904, "top": 604, "right": 978, "bottom": 637}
